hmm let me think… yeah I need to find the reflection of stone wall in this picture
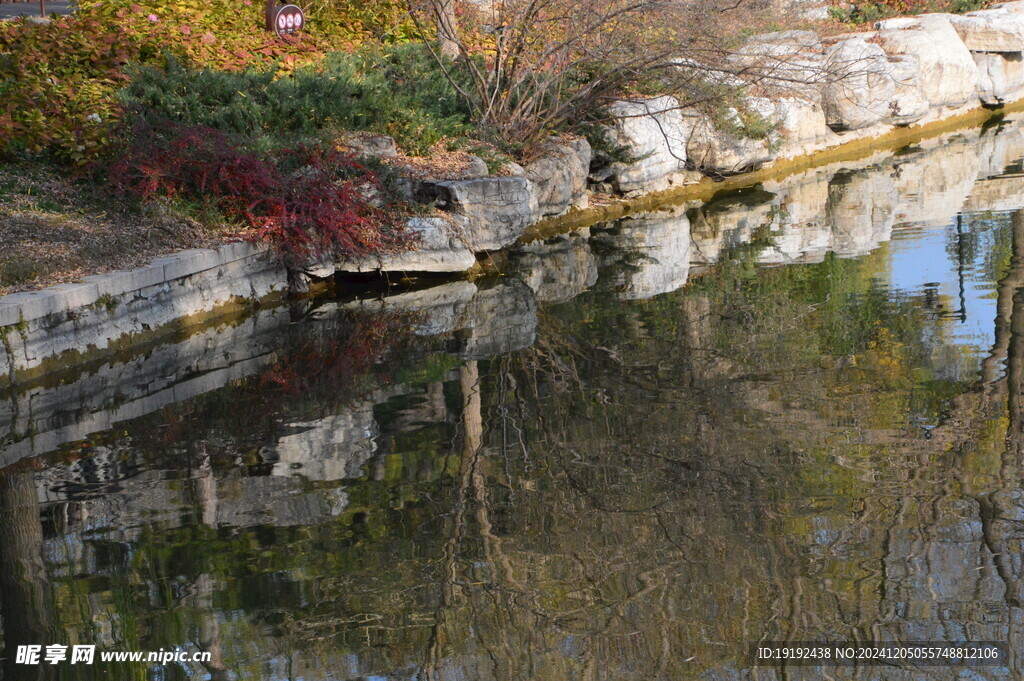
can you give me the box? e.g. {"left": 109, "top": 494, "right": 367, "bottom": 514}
{"left": 2, "top": 276, "right": 541, "bottom": 469}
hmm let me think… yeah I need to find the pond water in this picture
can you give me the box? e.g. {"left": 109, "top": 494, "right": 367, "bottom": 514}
{"left": 7, "top": 116, "right": 1024, "bottom": 680}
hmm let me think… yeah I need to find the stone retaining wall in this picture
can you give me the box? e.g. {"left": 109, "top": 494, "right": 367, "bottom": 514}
{"left": 5, "top": 4, "right": 1024, "bottom": 382}
{"left": 0, "top": 242, "right": 288, "bottom": 383}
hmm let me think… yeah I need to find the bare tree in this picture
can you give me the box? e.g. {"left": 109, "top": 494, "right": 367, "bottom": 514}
{"left": 407, "top": 0, "right": 826, "bottom": 151}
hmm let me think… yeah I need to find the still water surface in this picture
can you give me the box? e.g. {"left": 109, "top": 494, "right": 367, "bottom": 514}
{"left": 7, "top": 117, "right": 1024, "bottom": 680}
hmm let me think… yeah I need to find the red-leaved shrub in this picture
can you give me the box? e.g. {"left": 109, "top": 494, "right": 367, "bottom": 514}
{"left": 107, "top": 120, "right": 410, "bottom": 260}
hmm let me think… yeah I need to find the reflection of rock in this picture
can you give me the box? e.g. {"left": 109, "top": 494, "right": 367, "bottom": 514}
{"left": 1, "top": 303, "right": 306, "bottom": 468}
{"left": 893, "top": 133, "right": 982, "bottom": 227}
{"left": 35, "top": 462, "right": 349, "bottom": 535}
{"left": 966, "top": 175, "right": 1024, "bottom": 213}
{"left": 341, "top": 281, "right": 479, "bottom": 337}
{"left": 827, "top": 169, "right": 897, "bottom": 258}
{"left": 511, "top": 230, "right": 598, "bottom": 303}
{"left": 592, "top": 209, "right": 691, "bottom": 299}
{"left": 215, "top": 477, "right": 349, "bottom": 528}
{"left": 690, "top": 192, "right": 773, "bottom": 264}
{"left": 342, "top": 279, "right": 538, "bottom": 359}
{"left": 273, "top": 407, "right": 378, "bottom": 481}
{"left": 760, "top": 174, "right": 833, "bottom": 264}
{"left": 977, "top": 118, "right": 1024, "bottom": 178}
{"left": 456, "top": 279, "right": 538, "bottom": 359}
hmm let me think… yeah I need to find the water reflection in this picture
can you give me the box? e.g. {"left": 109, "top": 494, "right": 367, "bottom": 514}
{"left": 8, "top": 117, "right": 1024, "bottom": 679}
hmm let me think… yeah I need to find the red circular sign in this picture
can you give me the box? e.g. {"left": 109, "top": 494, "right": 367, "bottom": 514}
{"left": 273, "top": 5, "right": 304, "bottom": 38}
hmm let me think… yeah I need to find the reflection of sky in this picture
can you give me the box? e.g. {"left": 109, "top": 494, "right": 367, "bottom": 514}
{"left": 888, "top": 220, "right": 998, "bottom": 348}
{"left": 886, "top": 213, "right": 1009, "bottom": 380}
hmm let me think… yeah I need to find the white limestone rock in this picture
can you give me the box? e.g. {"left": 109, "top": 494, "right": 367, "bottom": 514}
{"left": 975, "top": 52, "right": 1024, "bottom": 105}
{"left": 525, "top": 137, "right": 592, "bottom": 217}
{"left": 888, "top": 55, "right": 930, "bottom": 125}
{"left": 734, "top": 31, "right": 827, "bottom": 96}
{"left": 335, "top": 217, "right": 476, "bottom": 273}
{"left": 949, "top": 9, "right": 1024, "bottom": 52}
{"left": 687, "top": 99, "right": 776, "bottom": 173}
{"left": 822, "top": 37, "right": 896, "bottom": 130}
{"left": 598, "top": 96, "right": 697, "bottom": 194}
{"left": 772, "top": 97, "right": 834, "bottom": 158}
{"left": 875, "top": 15, "right": 981, "bottom": 109}
{"left": 416, "top": 176, "right": 538, "bottom": 251}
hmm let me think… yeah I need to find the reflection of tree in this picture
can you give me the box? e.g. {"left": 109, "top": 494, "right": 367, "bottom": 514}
{"left": 0, "top": 469, "right": 51, "bottom": 681}
{"left": 25, "top": 204, "right": 1024, "bottom": 680}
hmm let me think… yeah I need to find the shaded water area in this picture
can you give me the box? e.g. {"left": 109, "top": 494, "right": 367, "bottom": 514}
{"left": 10, "top": 117, "right": 1024, "bottom": 681}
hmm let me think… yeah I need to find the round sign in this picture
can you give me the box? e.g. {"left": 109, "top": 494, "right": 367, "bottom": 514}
{"left": 273, "top": 4, "right": 304, "bottom": 38}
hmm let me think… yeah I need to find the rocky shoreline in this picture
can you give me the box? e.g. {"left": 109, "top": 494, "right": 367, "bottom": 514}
{"left": 331, "top": 2, "right": 1024, "bottom": 275}
{"left": 5, "top": 4, "right": 1024, "bottom": 383}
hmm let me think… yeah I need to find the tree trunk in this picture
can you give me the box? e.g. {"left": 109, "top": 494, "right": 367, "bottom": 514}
{"left": 433, "top": 0, "right": 459, "bottom": 58}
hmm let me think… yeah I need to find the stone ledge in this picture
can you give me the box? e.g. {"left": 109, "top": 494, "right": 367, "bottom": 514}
{"left": 0, "top": 240, "right": 270, "bottom": 328}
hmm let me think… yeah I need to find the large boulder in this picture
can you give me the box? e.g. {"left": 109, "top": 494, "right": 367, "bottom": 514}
{"left": 949, "top": 9, "right": 1024, "bottom": 52}
{"left": 336, "top": 217, "right": 476, "bottom": 273}
{"left": 772, "top": 97, "right": 834, "bottom": 158}
{"left": 734, "top": 31, "right": 827, "bottom": 97}
{"left": 821, "top": 37, "right": 896, "bottom": 130}
{"left": 875, "top": 15, "right": 980, "bottom": 108}
{"left": 416, "top": 176, "right": 537, "bottom": 251}
{"left": 887, "top": 55, "right": 930, "bottom": 125}
{"left": 740, "top": 29, "right": 823, "bottom": 56}
{"left": 686, "top": 99, "right": 776, "bottom": 173}
{"left": 525, "top": 137, "right": 591, "bottom": 217}
{"left": 597, "top": 96, "right": 696, "bottom": 194}
{"left": 337, "top": 132, "right": 398, "bottom": 159}
{"left": 975, "top": 52, "right": 1024, "bottom": 105}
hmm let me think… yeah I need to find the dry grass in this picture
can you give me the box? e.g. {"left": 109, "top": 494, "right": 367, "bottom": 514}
{"left": 0, "top": 164, "right": 239, "bottom": 296}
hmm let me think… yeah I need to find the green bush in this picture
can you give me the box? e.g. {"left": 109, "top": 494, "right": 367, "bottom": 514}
{"left": 121, "top": 44, "right": 472, "bottom": 155}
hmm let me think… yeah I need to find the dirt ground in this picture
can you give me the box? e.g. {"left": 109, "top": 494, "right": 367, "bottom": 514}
{"left": 0, "top": 164, "right": 238, "bottom": 296}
